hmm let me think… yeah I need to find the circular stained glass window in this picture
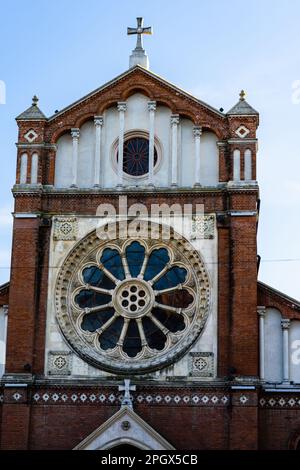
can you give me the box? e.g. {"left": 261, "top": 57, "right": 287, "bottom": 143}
{"left": 55, "top": 222, "right": 210, "bottom": 374}
{"left": 117, "top": 137, "right": 158, "bottom": 176}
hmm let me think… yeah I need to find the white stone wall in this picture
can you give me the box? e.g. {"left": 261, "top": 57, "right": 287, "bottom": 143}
{"left": 264, "top": 308, "right": 283, "bottom": 382}
{"left": 290, "top": 321, "right": 300, "bottom": 383}
{"left": 263, "top": 307, "right": 300, "bottom": 384}
{"left": 54, "top": 93, "right": 219, "bottom": 189}
{"left": 45, "top": 216, "right": 218, "bottom": 379}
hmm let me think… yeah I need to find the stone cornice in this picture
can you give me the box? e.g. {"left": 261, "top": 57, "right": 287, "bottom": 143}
{"left": 227, "top": 138, "right": 258, "bottom": 144}
{"left": 16, "top": 143, "right": 57, "bottom": 150}
{"left": 12, "top": 186, "right": 259, "bottom": 198}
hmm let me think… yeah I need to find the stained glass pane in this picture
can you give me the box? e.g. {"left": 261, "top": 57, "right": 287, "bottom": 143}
{"left": 126, "top": 241, "right": 145, "bottom": 277}
{"left": 156, "top": 289, "right": 193, "bottom": 308}
{"left": 142, "top": 316, "right": 166, "bottom": 350}
{"left": 100, "top": 248, "right": 125, "bottom": 280}
{"left": 144, "top": 248, "right": 170, "bottom": 281}
{"left": 99, "top": 316, "right": 124, "bottom": 350}
{"left": 82, "top": 266, "right": 115, "bottom": 290}
{"left": 153, "top": 266, "right": 187, "bottom": 290}
{"left": 75, "top": 290, "right": 111, "bottom": 309}
{"left": 81, "top": 308, "right": 115, "bottom": 332}
{"left": 123, "top": 320, "right": 142, "bottom": 357}
{"left": 152, "top": 307, "right": 185, "bottom": 333}
{"left": 117, "top": 137, "right": 158, "bottom": 176}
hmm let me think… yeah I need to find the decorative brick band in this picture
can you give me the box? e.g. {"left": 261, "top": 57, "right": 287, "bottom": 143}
{"left": 259, "top": 395, "right": 300, "bottom": 408}
{"left": 0, "top": 388, "right": 254, "bottom": 407}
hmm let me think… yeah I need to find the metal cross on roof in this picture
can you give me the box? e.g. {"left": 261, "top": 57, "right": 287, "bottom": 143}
{"left": 127, "top": 17, "right": 152, "bottom": 51}
{"left": 118, "top": 379, "right": 136, "bottom": 409}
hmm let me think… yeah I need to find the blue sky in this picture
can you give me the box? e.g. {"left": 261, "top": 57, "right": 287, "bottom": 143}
{"left": 0, "top": 0, "right": 300, "bottom": 299}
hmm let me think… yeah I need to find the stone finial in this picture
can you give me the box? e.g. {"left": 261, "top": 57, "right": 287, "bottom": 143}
{"left": 32, "top": 95, "right": 39, "bottom": 106}
{"left": 16, "top": 95, "right": 46, "bottom": 120}
{"left": 239, "top": 90, "right": 246, "bottom": 101}
{"left": 127, "top": 17, "right": 152, "bottom": 69}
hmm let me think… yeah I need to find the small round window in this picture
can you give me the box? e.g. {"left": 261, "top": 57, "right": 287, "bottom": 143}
{"left": 117, "top": 137, "right": 158, "bottom": 176}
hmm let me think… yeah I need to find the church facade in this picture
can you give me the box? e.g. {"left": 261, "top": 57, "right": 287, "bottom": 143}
{"left": 0, "top": 20, "right": 300, "bottom": 450}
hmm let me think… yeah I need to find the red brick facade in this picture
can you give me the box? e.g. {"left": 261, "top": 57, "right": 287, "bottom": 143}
{"left": 0, "top": 66, "right": 299, "bottom": 450}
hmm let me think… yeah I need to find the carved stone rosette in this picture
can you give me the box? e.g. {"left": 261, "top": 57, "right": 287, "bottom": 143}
{"left": 55, "top": 221, "right": 211, "bottom": 374}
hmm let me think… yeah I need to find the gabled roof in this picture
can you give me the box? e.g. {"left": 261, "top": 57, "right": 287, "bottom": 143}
{"left": 48, "top": 65, "right": 225, "bottom": 121}
{"left": 258, "top": 281, "right": 300, "bottom": 310}
{"left": 16, "top": 95, "right": 46, "bottom": 121}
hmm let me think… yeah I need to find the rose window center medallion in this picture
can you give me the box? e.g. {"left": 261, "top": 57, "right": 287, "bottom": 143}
{"left": 55, "top": 222, "right": 210, "bottom": 374}
{"left": 115, "top": 280, "right": 153, "bottom": 318}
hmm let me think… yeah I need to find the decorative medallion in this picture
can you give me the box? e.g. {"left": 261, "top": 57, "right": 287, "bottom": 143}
{"left": 24, "top": 129, "right": 38, "bottom": 143}
{"left": 48, "top": 351, "right": 72, "bottom": 375}
{"left": 53, "top": 217, "right": 78, "bottom": 241}
{"left": 189, "top": 352, "right": 214, "bottom": 377}
{"left": 55, "top": 221, "right": 211, "bottom": 374}
{"left": 191, "top": 215, "right": 215, "bottom": 240}
{"left": 235, "top": 125, "right": 250, "bottom": 139}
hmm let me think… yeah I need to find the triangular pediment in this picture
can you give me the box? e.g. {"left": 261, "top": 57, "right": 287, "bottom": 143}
{"left": 47, "top": 65, "right": 228, "bottom": 142}
{"left": 74, "top": 406, "right": 175, "bottom": 450}
{"left": 49, "top": 66, "right": 224, "bottom": 121}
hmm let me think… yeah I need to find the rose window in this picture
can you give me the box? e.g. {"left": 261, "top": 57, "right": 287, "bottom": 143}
{"left": 117, "top": 137, "right": 158, "bottom": 176}
{"left": 55, "top": 224, "right": 210, "bottom": 374}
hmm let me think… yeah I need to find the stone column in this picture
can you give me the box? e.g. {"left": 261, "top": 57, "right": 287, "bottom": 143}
{"left": 281, "top": 318, "right": 291, "bottom": 383}
{"left": 117, "top": 102, "right": 127, "bottom": 188}
{"left": 193, "top": 126, "right": 202, "bottom": 187}
{"left": 71, "top": 128, "right": 80, "bottom": 187}
{"left": 170, "top": 114, "right": 180, "bottom": 187}
{"left": 257, "top": 306, "right": 266, "bottom": 381}
{"left": 94, "top": 116, "right": 103, "bottom": 188}
{"left": 148, "top": 101, "right": 156, "bottom": 186}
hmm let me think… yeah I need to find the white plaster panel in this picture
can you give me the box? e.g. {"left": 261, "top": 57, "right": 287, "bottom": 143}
{"left": 153, "top": 105, "right": 171, "bottom": 187}
{"left": 31, "top": 153, "right": 38, "bottom": 184}
{"left": 264, "top": 308, "right": 283, "bottom": 383}
{"left": 290, "top": 320, "right": 300, "bottom": 384}
{"left": 233, "top": 149, "right": 240, "bottom": 181}
{"left": 77, "top": 121, "right": 95, "bottom": 188}
{"left": 180, "top": 124, "right": 219, "bottom": 187}
{"left": 200, "top": 131, "right": 219, "bottom": 185}
{"left": 55, "top": 133, "right": 73, "bottom": 187}
{"left": 124, "top": 93, "right": 149, "bottom": 131}
{"left": 244, "top": 149, "right": 252, "bottom": 181}
{"left": 0, "top": 306, "right": 7, "bottom": 377}
{"left": 180, "top": 120, "right": 193, "bottom": 187}
{"left": 53, "top": 93, "right": 219, "bottom": 189}
{"left": 45, "top": 215, "right": 218, "bottom": 379}
{"left": 20, "top": 153, "right": 28, "bottom": 184}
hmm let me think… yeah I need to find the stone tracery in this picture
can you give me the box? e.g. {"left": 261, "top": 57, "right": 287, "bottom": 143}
{"left": 55, "top": 222, "right": 211, "bottom": 374}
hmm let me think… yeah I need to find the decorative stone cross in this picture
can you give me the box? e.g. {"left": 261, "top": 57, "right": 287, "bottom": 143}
{"left": 239, "top": 89, "right": 246, "bottom": 101}
{"left": 118, "top": 379, "right": 136, "bottom": 409}
{"left": 127, "top": 17, "right": 152, "bottom": 51}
